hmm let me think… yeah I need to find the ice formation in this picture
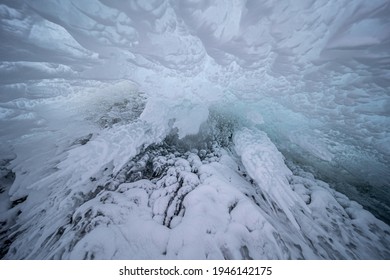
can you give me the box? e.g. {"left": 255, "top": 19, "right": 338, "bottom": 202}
{"left": 0, "top": 0, "right": 389, "bottom": 259}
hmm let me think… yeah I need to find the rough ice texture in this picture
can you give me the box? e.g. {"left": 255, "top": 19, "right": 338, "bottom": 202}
{"left": 2, "top": 122, "right": 389, "bottom": 259}
{"left": 0, "top": 0, "right": 389, "bottom": 259}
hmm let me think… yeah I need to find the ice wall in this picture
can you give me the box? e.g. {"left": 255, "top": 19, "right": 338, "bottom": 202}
{"left": 1, "top": 0, "right": 388, "bottom": 212}
{"left": 0, "top": 0, "right": 389, "bottom": 257}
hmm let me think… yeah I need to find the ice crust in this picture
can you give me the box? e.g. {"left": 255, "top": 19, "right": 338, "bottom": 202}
{"left": 0, "top": 0, "right": 389, "bottom": 259}
{"left": 2, "top": 114, "right": 389, "bottom": 259}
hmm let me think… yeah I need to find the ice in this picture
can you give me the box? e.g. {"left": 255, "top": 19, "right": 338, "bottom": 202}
{"left": 1, "top": 0, "right": 389, "bottom": 259}
{"left": 234, "top": 128, "right": 307, "bottom": 230}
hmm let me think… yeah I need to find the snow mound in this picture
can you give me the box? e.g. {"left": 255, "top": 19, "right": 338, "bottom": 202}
{"left": 1, "top": 110, "right": 389, "bottom": 259}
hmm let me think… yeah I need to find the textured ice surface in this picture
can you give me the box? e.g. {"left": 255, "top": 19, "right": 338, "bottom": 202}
{"left": 0, "top": 0, "right": 389, "bottom": 259}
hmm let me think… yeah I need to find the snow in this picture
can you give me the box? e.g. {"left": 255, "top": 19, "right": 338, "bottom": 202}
{"left": 0, "top": 0, "right": 389, "bottom": 259}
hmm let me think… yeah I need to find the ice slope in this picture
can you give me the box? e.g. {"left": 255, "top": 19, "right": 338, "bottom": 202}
{"left": 2, "top": 102, "right": 389, "bottom": 259}
{"left": 0, "top": 0, "right": 389, "bottom": 259}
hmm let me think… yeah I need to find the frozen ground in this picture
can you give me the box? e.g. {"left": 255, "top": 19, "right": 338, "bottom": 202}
{"left": 0, "top": 0, "right": 389, "bottom": 259}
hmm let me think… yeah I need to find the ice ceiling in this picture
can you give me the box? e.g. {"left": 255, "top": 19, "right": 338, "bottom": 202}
{"left": 0, "top": 0, "right": 389, "bottom": 259}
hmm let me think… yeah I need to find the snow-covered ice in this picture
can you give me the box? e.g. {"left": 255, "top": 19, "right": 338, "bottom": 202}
{"left": 0, "top": 0, "right": 389, "bottom": 259}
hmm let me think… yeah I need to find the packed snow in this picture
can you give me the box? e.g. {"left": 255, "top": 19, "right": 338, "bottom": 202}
{"left": 0, "top": 0, "right": 389, "bottom": 259}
